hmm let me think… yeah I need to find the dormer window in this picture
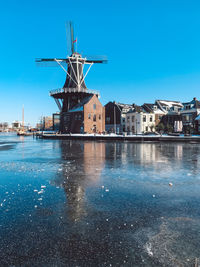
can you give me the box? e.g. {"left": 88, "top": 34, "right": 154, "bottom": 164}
{"left": 153, "top": 106, "right": 157, "bottom": 111}
{"left": 186, "top": 105, "right": 191, "bottom": 110}
{"left": 163, "top": 106, "right": 169, "bottom": 111}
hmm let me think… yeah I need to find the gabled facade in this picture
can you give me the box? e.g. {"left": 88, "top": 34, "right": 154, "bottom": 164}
{"left": 125, "top": 105, "right": 155, "bottom": 134}
{"left": 62, "top": 95, "right": 105, "bottom": 134}
{"left": 105, "top": 102, "right": 133, "bottom": 133}
{"left": 142, "top": 103, "right": 165, "bottom": 126}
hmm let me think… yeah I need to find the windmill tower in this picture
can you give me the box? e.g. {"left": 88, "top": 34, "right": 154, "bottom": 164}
{"left": 36, "top": 22, "right": 107, "bottom": 133}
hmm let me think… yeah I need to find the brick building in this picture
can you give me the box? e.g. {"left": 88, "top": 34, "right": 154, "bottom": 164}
{"left": 43, "top": 116, "right": 53, "bottom": 130}
{"left": 105, "top": 102, "right": 133, "bottom": 133}
{"left": 62, "top": 94, "right": 105, "bottom": 133}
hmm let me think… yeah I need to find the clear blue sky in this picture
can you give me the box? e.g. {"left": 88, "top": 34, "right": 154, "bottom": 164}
{"left": 1, "top": 0, "right": 200, "bottom": 126}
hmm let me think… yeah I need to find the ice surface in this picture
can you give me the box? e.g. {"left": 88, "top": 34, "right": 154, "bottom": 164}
{"left": 0, "top": 135, "right": 200, "bottom": 266}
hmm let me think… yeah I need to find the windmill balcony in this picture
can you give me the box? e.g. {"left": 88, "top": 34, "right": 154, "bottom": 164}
{"left": 49, "top": 87, "right": 100, "bottom": 97}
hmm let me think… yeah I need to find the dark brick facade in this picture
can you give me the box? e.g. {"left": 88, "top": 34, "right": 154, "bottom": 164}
{"left": 61, "top": 95, "right": 105, "bottom": 134}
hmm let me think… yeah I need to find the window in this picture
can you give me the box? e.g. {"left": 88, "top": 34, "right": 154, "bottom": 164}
{"left": 132, "top": 126, "right": 135, "bottom": 132}
{"left": 122, "top": 118, "right": 125, "bottom": 123}
{"left": 163, "top": 106, "right": 169, "bottom": 111}
{"left": 78, "top": 114, "right": 82, "bottom": 120}
{"left": 88, "top": 113, "right": 91, "bottom": 119}
{"left": 93, "top": 114, "right": 96, "bottom": 122}
{"left": 64, "top": 114, "right": 70, "bottom": 122}
{"left": 99, "top": 114, "right": 101, "bottom": 120}
{"left": 146, "top": 126, "right": 148, "bottom": 132}
{"left": 186, "top": 105, "right": 191, "bottom": 110}
{"left": 143, "top": 115, "right": 146, "bottom": 122}
{"left": 150, "top": 116, "right": 152, "bottom": 122}
{"left": 106, "top": 117, "right": 110, "bottom": 123}
{"left": 127, "top": 126, "right": 130, "bottom": 132}
{"left": 93, "top": 104, "right": 96, "bottom": 110}
{"left": 127, "top": 116, "right": 130, "bottom": 122}
{"left": 132, "top": 116, "right": 134, "bottom": 122}
{"left": 185, "top": 115, "right": 189, "bottom": 121}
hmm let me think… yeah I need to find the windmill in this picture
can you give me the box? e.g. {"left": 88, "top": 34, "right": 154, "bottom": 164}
{"left": 36, "top": 22, "right": 107, "bottom": 132}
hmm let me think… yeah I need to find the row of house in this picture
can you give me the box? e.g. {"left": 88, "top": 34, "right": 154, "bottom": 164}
{"left": 105, "top": 97, "right": 200, "bottom": 134}
{"left": 47, "top": 96, "right": 200, "bottom": 134}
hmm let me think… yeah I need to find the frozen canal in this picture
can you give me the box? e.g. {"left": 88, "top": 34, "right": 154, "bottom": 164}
{"left": 1, "top": 133, "right": 200, "bottom": 266}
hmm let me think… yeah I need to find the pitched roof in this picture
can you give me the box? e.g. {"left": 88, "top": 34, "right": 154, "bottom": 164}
{"left": 142, "top": 103, "right": 154, "bottom": 112}
{"left": 127, "top": 105, "right": 145, "bottom": 113}
{"left": 115, "top": 102, "right": 133, "bottom": 112}
{"left": 156, "top": 100, "right": 183, "bottom": 108}
{"left": 142, "top": 103, "right": 165, "bottom": 114}
{"left": 68, "top": 95, "right": 93, "bottom": 113}
{"left": 183, "top": 98, "right": 200, "bottom": 109}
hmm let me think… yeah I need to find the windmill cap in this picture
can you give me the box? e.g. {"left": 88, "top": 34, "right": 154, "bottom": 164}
{"left": 71, "top": 52, "right": 82, "bottom": 58}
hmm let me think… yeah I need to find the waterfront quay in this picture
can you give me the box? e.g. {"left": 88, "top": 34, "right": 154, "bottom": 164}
{"left": 1, "top": 133, "right": 200, "bottom": 266}
{"left": 39, "top": 132, "right": 200, "bottom": 143}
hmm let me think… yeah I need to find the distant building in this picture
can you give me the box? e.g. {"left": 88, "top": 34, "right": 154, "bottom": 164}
{"left": 12, "top": 121, "right": 21, "bottom": 129}
{"left": 125, "top": 105, "right": 155, "bottom": 134}
{"left": 105, "top": 102, "right": 133, "bottom": 133}
{"left": 0, "top": 122, "right": 9, "bottom": 131}
{"left": 61, "top": 94, "right": 105, "bottom": 134}
{"left": 36, "top": 122, "right": 43, "bottom": 130}
{"left": 43, "top": 116, "right": 53, "bottom": 130}
{"left": 180, "top": 97, "right": 200, "bottom": 133}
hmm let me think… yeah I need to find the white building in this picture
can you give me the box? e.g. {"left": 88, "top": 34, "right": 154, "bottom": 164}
{"left": 125, "top": 106, "right": 155, "bottom": 134}
{"left": 12, "top": 121, "right": 21, "bottom": 129}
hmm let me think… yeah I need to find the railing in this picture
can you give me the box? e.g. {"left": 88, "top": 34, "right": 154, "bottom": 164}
{"left": 49, "top": 87, "right": 100, "bottom": 96}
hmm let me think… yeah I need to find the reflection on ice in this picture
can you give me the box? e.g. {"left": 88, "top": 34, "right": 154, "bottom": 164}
{"left": 53, "top": 141, "right": 105, "bottom": 221}
{"left": 1, "top": 136, "right": 200, "bottom": 266}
